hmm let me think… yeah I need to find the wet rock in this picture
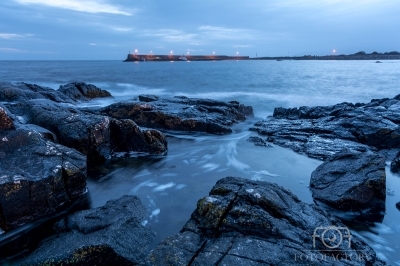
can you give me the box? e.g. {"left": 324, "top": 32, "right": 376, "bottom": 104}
{"left": 110, "top": 119, "right": 167, "bottom": 154}
{"left": 251, "top": 96, "right": 400, "bottom": 160}
{"left": 0, "top": 104, "right": 15, "bottom": 130}
{"left": 247, "top": 136, "right": 272, "bottom": 147}
{"left": 21, "top": 195, "right": 154, "bottom": 265}
{"left": 0, "top": 82, "right": 75, "bottom": 103}
{"left": 0, "top": 125, "right": 87, "bottom": 231}
{"left": 6, "top": 99, "right": 167, "bottom": 167}
{"left": 390, "top": 151, "right": 400, "bottom": 173}
{"left": 310, "top": 149, "right": 386, "bottom": 214}
{"left": 148, "top": 177, "right": 384, "bottom": 265}
{"left": 58, "top": 82, "right": 112, "bottom": 101}
{"left": 100, "top": 95, "right": 253, "bottom": 134}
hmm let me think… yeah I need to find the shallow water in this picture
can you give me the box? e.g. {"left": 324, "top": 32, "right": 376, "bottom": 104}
{"left": 1, "top": 60, "right": 400, "bottom": 263}
{"left": 87, "top": 119, "right": 322, "bottom": 248}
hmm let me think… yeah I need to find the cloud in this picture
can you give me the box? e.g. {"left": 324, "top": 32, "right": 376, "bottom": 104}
{"left": 89, "top": 43, "right": 97, "bottom": 46}
{"left": 143, "top": 29, "right": 198, "bottom": 43}
{"left": 198, "top": 26, "right": 256, "bottom": 41}
{"left": 0, "top": 47, "right": 26, "bottom": 52}
{"left": 110, "top": 27, "right": 133, "bottom": 32}
{"left": 233, "top": 45, "right": 254, "bottom": 48}
{"left": 0, "top": 33, "right": 34, "bottom": 39}
{"left": 14, "top": 0, "right": 133, "bottom": 16}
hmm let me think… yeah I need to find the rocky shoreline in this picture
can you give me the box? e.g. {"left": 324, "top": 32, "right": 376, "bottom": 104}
{"left": 0, "top": 81, "right": 395, "bottom": 264}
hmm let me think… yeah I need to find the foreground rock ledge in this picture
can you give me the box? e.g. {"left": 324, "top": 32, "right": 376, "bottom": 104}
{"left": 148, "top": 177, "right": 384, "bottom": 265}
{"left": 310, "top": 149, "right": 386, "bottom": 215}
{"left": 0, "top": 126, "right": 87, "bottom": 231}
{"left": 100, "top": 95, "right": 254, "bottom": 134}
{"left": 21, "top": 195, "right": 154, "bottom": 265}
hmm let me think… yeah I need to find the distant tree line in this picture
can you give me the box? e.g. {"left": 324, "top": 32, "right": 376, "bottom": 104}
{"left": 353, "top": 51, "right": 400, "bottom": 55}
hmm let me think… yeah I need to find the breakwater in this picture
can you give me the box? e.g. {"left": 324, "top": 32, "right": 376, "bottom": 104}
{"left": 124, "top": 54, "right": 250, "bottom": 62}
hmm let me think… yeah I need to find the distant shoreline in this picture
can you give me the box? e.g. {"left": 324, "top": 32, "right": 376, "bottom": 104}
{"left": 124, "top": 53, "right": 400, "bottom": 62}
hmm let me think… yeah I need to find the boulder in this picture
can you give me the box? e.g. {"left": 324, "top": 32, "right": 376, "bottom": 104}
{"left": 58, "top": 82, "right": 112, "bottom": 101}
{"left": 6, "top": 99, "right": 167, "bottom": 167}
{"left": 246, "top": 136, "right": 272, "bottom": 147}
{"left": 0, "top": 82, "right": 75, "bottom": 104}
{"left": 21, "top": 195, "right": 154, "bottom": 265}
{"left": 100, "top": 95, "right": 253, "bottom": 134}
{"left": 310, "top": 149, "right": 386, "bottom": 214}
{"left": 390, "top": 151, "right": 400, "bottom": 173}
{"left": 0, "top": 104, "right": 15, "bottom": 130}
{"left": 148, "top": 177, "right": 384, "bottom": 265}
{"left": 0, "top": 125, "right": 87, "bottom": 231}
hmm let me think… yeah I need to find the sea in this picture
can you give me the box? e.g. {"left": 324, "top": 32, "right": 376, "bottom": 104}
{"left": 1, "top": 59, "right": 400, "bottom": 264}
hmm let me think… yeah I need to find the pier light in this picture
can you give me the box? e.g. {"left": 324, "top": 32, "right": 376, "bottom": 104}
{"left": 213, "top": 52, "right": 215, "bottom": 55}
{"left": 134, "top": 49, "right": 138, "bottom": 54}
{"left": 187, "top": 51, "right": 189, "bottom": 54}
{"left": 170, "top": 51, "right": 173, "bottom": 54}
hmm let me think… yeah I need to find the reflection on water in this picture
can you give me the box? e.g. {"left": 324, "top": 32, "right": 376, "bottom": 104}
{"left": 87, "top": 120, "right": 321, "bottom": 248}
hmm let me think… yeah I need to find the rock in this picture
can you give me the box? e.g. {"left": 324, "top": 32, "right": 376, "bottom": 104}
{"left": 0, "top": 104, "right": 15, "bottom": 130}
{"left": 247, "top": 136, "right": 272, "bottom": 147}
{"left": 310, "top": 149, "right": 386, "bottom": 214}
{"left": 58, "top": 82, "right": 112, "bottom": 101}
{"left": 6, "top": 99, "right": 167, "bottom": 167}
{"left": 0, "top": 125, "right": 87, "bottom": 231}
{"left": 148, "top": 177, "right": 384, "bottom": 265}
{"left": 21, "top": 195, "right": 154, "bottom": 265}
{"left": 251, "top": 96, "right": 400, "bottom": 160}
{"left": 110, "top": 119, "right": 167, "bottom": 154}
{"left": 0, "top": 82, "right": 75, "bottom": 104}
{"left": 100, "top": 95, "right": 253, "bottom": 134}
{"left": 396, "top": 202, "right": 400, "bottom": 210}
{"left": 390, "top": 151, "right": 400, "bottom": 173}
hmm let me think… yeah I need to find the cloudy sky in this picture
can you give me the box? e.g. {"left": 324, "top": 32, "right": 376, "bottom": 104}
{"left": 0, "top": 0, "right": 399, "bottom": 60}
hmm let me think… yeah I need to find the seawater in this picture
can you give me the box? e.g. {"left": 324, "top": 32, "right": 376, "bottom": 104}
{"left": 1, "top": 60, "right": 400, "bottom": 264}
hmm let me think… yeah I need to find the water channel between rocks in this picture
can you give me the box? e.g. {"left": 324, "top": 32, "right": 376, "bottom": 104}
{"left": 87, "top": 119, "right": 400, "bottom": 263}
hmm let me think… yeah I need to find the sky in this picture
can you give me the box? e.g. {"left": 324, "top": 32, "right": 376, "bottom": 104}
{"left": 0, "top": 0, "right": 399, "bottom": 60}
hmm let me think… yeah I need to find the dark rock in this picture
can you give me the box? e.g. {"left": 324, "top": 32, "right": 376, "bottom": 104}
{"left": 0, "top": 104, "right": 15, "bottom": 130}
{"left": 6, "top": 99, "right": 167, "bottom": 167}
{"left": 251, "top": 96, "right": 400, "bottom": 160}
{"left": 148, "top": 177, "right": 384, "bottom": 265}
{"left": 21, "top": 195, "right": 154, "bottom": 265}
{"left": 100, "top": 96, "right": 253, "bottom": 134}
{"left": 0, "top": 82, "right": 75, "bottom": 103}
{"left": 58, "top": 82, "right": 112, "bottom": 101}
{"left": 247, "top": 136, "right": 272, "bottom": 147}
{"left": 138, "top": 94, "right": 159, "bottom": 102}
{"left": 310, "top": 149, "right": 386, "bottom": 214}
{"left": 390, "top": 151, "right": 400, "bottom": 173}
{"left": 0, "top": 125, "right": 86, "bottom": 231}
{"left": 110, "top": 119, "right": 167, "bottom": 154}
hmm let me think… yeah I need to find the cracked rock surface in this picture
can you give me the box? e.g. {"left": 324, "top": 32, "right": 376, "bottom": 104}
{"left": 310, "top": 149, "right": 386, "bottom": 215}
{"left": 147, "top": 177, "right": 384, "bottom": 266}
{"left": 6, "top": 99, "right": 167, "bottom": 167}
{"left": 0, "top": 125, "right": 86, "bottom": 231}
{"left": 250, "top": 96, "right": 400, "bottom": 160}
{"left": 21, "top": 195, "right": 154, "bottom": 265}
{"left": 100, "top": 95, "right": 254, "bottom": 134}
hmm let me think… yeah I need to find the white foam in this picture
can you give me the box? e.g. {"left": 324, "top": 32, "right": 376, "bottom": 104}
{"left": 175, "top": 184, "right": 187, "bottom": 190}
{"left": 202, "top": 163, "right": 219, "bottom": 172}
{"left": 252, "top": 170, "right": 279, "bottom": 177}
{"left": 153, "top": 182, "right": 176, "bottom": 192}
{"left": 150, "top": 208, "right": 160, "bottom": 219}
{"left": 131, "top": 180, "right": 157, "bottom": 194}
